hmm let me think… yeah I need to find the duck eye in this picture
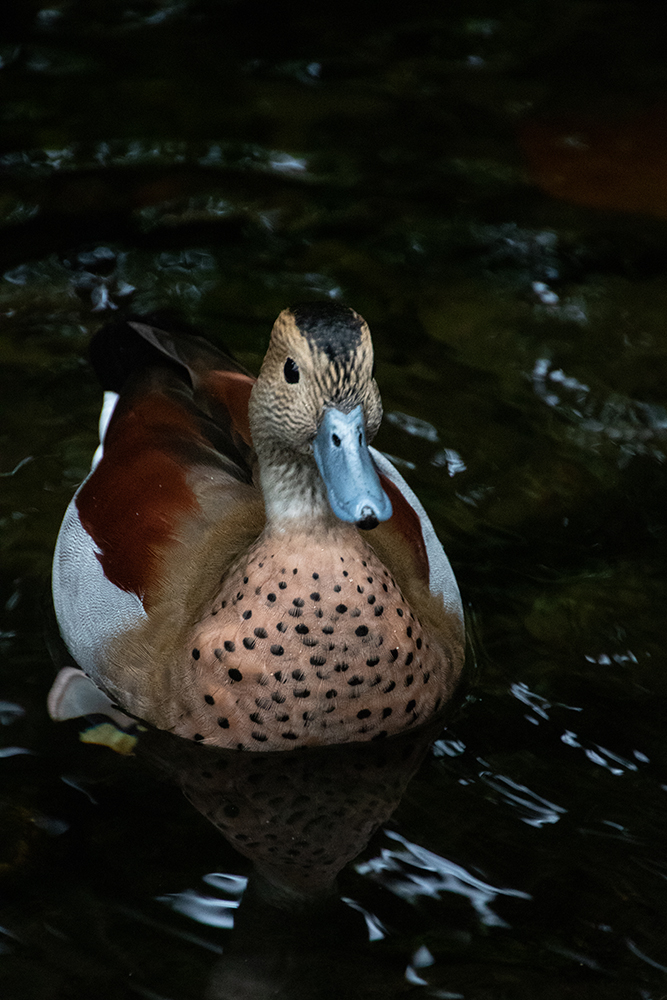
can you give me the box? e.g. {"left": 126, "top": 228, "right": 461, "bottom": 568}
{"left": 284, "top": 358, "right": 300, "bottom": 384}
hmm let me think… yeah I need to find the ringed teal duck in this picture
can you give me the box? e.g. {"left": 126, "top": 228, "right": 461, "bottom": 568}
{"left": 50, "top": 303, "right": 464, "bottom": 750}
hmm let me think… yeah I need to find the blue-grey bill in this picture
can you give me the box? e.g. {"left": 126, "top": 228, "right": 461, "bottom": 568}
{"left": 313, "top": 405, "right": 393, "bottom": 529}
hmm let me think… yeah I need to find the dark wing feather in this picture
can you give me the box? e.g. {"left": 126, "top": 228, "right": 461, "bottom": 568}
{"left": 78, "top": 318, "right": 258, "bottom": 604}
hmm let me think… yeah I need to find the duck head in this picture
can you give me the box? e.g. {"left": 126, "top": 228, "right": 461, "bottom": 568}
{"left": 248, "top": 303, "right": 393, "bottom": 531}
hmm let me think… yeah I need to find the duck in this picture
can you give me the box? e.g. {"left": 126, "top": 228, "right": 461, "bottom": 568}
{"left": 49, "top": 303, "right": 464, "bottom": 751}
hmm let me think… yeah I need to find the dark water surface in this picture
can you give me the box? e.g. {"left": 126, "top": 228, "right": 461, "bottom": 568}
{"left": 1, "top": 2, "right": 666, "bottom": 997}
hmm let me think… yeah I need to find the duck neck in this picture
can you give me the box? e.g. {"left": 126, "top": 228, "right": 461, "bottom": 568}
{"left": 257, "top": 447, "right": 345, "bottom": 536}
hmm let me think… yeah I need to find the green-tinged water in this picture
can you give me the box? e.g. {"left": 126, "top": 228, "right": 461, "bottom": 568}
{"left": 1, "top": 3, "right": 666, "bottom": 998}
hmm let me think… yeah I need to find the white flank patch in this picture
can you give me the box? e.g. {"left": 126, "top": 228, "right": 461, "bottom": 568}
{"left": 370, "top": 448, "right": 463, "bottom": 625}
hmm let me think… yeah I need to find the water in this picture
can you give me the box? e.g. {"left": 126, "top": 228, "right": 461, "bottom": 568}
{"left": 1, "top": 2, "right": 666, "bottom": 997}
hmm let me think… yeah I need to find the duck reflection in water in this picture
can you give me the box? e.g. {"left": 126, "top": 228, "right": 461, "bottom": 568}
{"left": 48, "top": 304, "right": 465, "bottom": 996}
{"left": 135, "top": 716, "right": 444, "bottom": 999}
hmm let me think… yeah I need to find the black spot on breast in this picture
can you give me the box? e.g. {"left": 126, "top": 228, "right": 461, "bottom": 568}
{"left": 276, "top": 622, "right": 287, "bottom": 632}
{"left": 192, "top": 648, "right": 200, "bottom": 660}
{"left": 271, "top": 691, "right": 286, "bottom": 703}
{"left": 397, "top": 608, "right": 404, "bottom": 617}
{"left": 322, "top": 625, "right": 334, "bottom": 634}
{"left": 279, "top": 581, "right": 287, "bottom": 590}
{"left": 310, "top": 592, "right": 320, "bottom": 601}
{"left": 355, "top": 625, "right": 368, "bottom": 637}
{"left": 383, "top": 680, "right": 396, "bottom": 693}
{"left": 357, "top": 709, "right": 371, "bottom": 719}
{"left": 270, "top": 645, "right": 284, "bottom": 656}
{"left": 282, "top": 732, "right": 298, "bottom": 740}
{"left": 310, "top": 655, "right": 326, "bottom": 666}
{"left": 249, "top": 712, "right": 263, "bottom": 724}
{"left": 294, "top": 688, "right": 311, "bottom": 698}
{"left": 242, "top": 610, "right": 252, "bottom": 620}
{"left": 416, "top": 637, "right": 422, "bottom": 649}
{"left": 218, "top": 717, "right": 229, "bottom": 728}
{"left": 224, "top": 640, "right": 235, "bottom": 652}
{"left": 374, "top": 606, "right": 384, "bottom": 616}
{"left": 194, "top": 733, "right": 204, "bottom": 741}
{"left": 236, "top": 592, "right": 244, "bottom": 601}
{"left": 292, "top": 669, "right": 305, "bottom": 681}
{"left": 293, "top": 597, "right": 305, "bottom": 608}
{"left": 347, "top": 676, "right": 363, "bottom": 686}
{"left": 405, "top": 674, "right": 414, "bottom": 686}
{"left": 254, "top": 627, "right": 268, "bottom": 638}
{"left": 333, "top": 585, "right": 342, "bottom": 593}
{"left": 214, "top": 648, "right": 223, "bottom": 659}
{"left": 204, "top": 694, "right": 215, "bottom": 705}
{"left": 252, "top": 731, "right": 268, "bottom": 742}
{"left": 274, "top": 670, "right": 283, "bottom": 681}
{"left": 288, "top": 606, "right": 303, "bottom": 618}
{"left": 382, "top": 707, "right": 392, "bottom": 718}
{"left": 405, "top": 652, "right": 414, "bottom": 666}
{"left": 228, "top": 668, "right": 243, "bottom": 682}
{"left": 336, "top": 604, "right": 347, "bottom": 614}
{"left": 295, "top": 624, "right": 309, "bottom": 634}
{"left": 267, "top": 593, "right": 276, "bottom": 602}
{"left": 389, "top": 648, "right": 398, "bottom": 661}
{"left": 357, "top": 585, "right": 364, "bottom": 594}
{"left": 242, "top": 637, "right": 255, "bottom": 650}
{"left": 325, "top": 689, "right": 337, "bottom": 698}
{"left": 406, "top": 699, "right": 416, "bottom": 712}
{"left": 334, "top": 662, "right": 349, "bottom": 673}
{"left": 367, "top": 594, "right": 376, "bottom": 605}
{"left": 276, "top": 713, "right": 290, "bottom": 722}
{"left": 243, "top": 576, "right": 249, "bottom": 584}
{"left": 366, "top": 656, "right": 379, "bottom": 667}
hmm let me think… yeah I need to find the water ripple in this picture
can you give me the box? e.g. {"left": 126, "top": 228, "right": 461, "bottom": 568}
{"left": 357, "top": 829, "right": 530, "bottom": 927}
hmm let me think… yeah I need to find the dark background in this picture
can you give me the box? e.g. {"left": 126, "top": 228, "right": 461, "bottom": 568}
{"left": 1, "top": 2, "right": 666, "bottom": 997}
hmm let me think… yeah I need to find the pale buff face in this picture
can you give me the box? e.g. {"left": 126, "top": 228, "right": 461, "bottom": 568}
{"left": 248, "top": 304, "right": 383, "bottom": 458}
